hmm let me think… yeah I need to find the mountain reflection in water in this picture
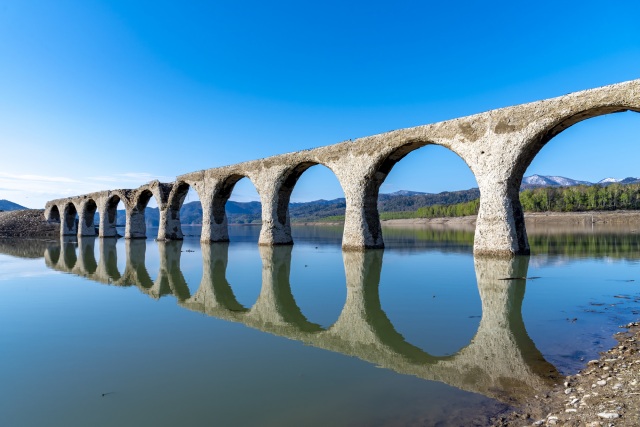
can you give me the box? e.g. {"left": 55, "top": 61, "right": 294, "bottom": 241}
{"left": 28, "top": 235, "right": 561, "bottom": 404}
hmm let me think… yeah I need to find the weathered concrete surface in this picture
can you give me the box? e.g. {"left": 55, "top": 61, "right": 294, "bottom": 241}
{"left": 43, "top": 238, "right": 559, "bottom": 402}
{"left": 44, "top": 79, "right": 640, "bottom": 255}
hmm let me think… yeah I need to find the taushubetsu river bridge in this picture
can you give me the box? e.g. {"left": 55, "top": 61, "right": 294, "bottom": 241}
{"left": 44, "top": 80, "right": 640, "bottom": 256}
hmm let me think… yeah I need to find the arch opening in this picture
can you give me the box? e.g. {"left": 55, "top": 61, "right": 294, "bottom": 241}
{"left": 62, "top": 203, "right": 79, "bottom": 236}
{"left": 373, "top": 142, "right": 479, "bottom": 246}
{"left": 177, "top": 185, "right": 204, "bottom": 240}
{"left": 514, "top": 108, "right": 640, "bottom": 189}
{"left": 288, "top": 243, "right": 346, "bottom": 330}
{"left": 380, "top": 251, "right": 481, "bottom": 357}
{"left": 284, "top": 163, "right": 346, "bottom": 244}
{"left": 79, "top": 199, "right": 97, "bottom": 236}
{"left": 47, "top": 205, "right": 61, "bottom": 223}
{"left": 225, "top": 241, "right": 262, "bottom": 309}
{"left": 515, "top": 110, "right": 640, "bottom": 254}
{"left": 211, "top": 175, "right": 261, "bottom": 243}
{"left": 100, "top": 195, "right": 122, "bottom": 238}
{"left": 160, "top": 182, "right": 192, "bottom": 240}
{"left": 126, "top": 189, "right": 155, "bottom": 239}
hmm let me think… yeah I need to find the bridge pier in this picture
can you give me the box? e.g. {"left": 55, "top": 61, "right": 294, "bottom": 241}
{"left": 77, "top": 200, "right": 97, "bottom": 237}
{"left": 98, "top": 196, "right": 120, "bottom": 238}
{"left": 125, "top": 204, "right": 147, "bottom": 239}
{"left": 258, "top": 183, "right": 293, "bottom": 246}
{"left": 332, "top": 159, "right": 384, "bottom": 251}
{"left": 474, "top": 179, "right": 529, "bottom": 256}
{"left": 61, "top": 203, "right": 78, "bottom": 236}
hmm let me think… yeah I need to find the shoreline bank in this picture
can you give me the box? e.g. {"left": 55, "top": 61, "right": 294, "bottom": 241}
{"left": 381, "top": 210, "right": 640, "bottom": 228}
{"left": 491, "top": 322, "right": 640, "bottom": 426}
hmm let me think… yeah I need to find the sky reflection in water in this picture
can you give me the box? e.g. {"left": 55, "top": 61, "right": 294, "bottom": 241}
{"left": 0, "top": 225, "right": 639, "bottom": 426}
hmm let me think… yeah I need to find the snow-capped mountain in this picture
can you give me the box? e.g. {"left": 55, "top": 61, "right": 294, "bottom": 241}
{"left": 384, "top": 190, "right": 428, "bottom": 196}
{"left": 522, "top": 175, "right": 591, "bottom": 187}
{"left": 597, "top": 177, "right": 640, "bottom": 185}
{"left": 522, "top": 175, "right": 640, "bottom": 188}
{"left": 598, "top": 177, "right": 622, "bottom": 184}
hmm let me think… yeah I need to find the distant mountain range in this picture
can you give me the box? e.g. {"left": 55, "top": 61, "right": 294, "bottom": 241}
{"left": 3, "top": 174, "right": 640, "bottom": 224}
{"left": 522, "top": 174, "right": 640, "bottom": 188}
{"left": 0, "top": 200, "right": 27, "bottom": 211}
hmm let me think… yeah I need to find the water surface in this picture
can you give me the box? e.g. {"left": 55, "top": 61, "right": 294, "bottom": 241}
{"left": 1, "top": 224, "right": 639, "bottom": 426}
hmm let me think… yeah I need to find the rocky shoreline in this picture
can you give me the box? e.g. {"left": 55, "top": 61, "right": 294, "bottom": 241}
{"left": 0, "top": 209, "right": 59, "bottom": 238}
{"left": 491, "top": 322, "right": 640, "bottom": 427}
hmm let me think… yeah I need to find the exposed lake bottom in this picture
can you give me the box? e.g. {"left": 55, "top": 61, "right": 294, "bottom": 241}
{"left": 1, "top": 224, "right": 639, "bottom": 426}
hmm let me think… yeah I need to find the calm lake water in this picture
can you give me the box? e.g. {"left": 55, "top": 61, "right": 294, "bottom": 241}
{"left": 1, "top": 224, "right": 640, "bottom": 426}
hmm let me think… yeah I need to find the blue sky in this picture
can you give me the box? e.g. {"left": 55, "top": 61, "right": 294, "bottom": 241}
{"left": 1, "top": 0, "right": 639, "bottom": 208}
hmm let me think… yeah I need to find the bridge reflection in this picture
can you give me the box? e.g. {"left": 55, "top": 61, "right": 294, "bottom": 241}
{"left": 34, "top": 237, "right": 560, "bottom": 402}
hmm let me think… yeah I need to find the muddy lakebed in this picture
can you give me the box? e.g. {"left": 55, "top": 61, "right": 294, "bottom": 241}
{"left": 1, "top": 222, "right": 640, "bottom": 426}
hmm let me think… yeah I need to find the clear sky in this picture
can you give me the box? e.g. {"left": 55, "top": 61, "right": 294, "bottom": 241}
{"left": 1, "top": 0, "right": 639, "bottom": 208}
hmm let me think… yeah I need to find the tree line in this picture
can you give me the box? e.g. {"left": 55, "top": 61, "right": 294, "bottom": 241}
{"left": 519, "top": 183, "right": 640, "bottom": 212}
{"left": 379, "top": 183, "right": 640, "bottom": 220}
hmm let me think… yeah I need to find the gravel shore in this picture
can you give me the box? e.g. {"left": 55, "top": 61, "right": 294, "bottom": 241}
{"left": 0, "top": 209, "right": 59, "bottom": 238}
{"left": 491, "top": 323, "right": 640, "bottom": 427}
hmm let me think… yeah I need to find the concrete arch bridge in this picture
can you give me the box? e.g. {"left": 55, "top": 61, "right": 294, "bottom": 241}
{"left": 44, "top": 80, "right": 640, "bottom": 256}
{"left": 43, "top": 238, "right": 559, "bottom": 402}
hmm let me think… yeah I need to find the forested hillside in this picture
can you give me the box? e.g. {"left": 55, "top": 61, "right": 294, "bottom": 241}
{"left": 115, "top": 188, "right": 481, "bottom": 225}
{"left": 381, "top": 183, "right": 640, "bottom": 220}
{"left": 111, "top": 181, "right": 640, "bottom": 226}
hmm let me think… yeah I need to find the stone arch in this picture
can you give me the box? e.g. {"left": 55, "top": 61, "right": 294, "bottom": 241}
{"left": 365, "top": 139, "right": 433, "bottom": 244}
{"left": 501, "top": 105, "right": 640, "bottom": 255}
{"left": 61, "top": 202, "right": 79, "bottom": 236}
{"left": 99, "top": 193, "right": 122, "bottom": 238}
{"left": 272, "top": 160, "right": 345, "bottom": 244}
{"left": 46, "top": 204, "right": 61, "bottom": 223}
{"left": 125, "top": 188, "right": 156, "bottom": 239}
{"left": 162, "top": 181, "right": 192, "bottom": 240}
{"left": 338, "top": 137, "right": 473, "bottom": 249}
{"left": 511, "top": 105, "right": 640, "bottom": 189}
{"left": 210, "top": 173, "right": 261, "bottom": 242}
{"left": 78, "top": 198, "right": 98, "bottom": 236}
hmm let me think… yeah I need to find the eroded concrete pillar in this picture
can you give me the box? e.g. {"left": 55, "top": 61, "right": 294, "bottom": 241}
{"left": 331, "top": 158, "right": 384, "bottom": 250}
{"left": 188, "top": 180, "right": 218, "bottom": 243}
{"left": 159, "top": 207, "right": 184, "bottom": 240}
{"left": 474, "top": 178, "right": 529, "bottom": 257}
{"left": 78, "top": 201, "right": 97, "bottom": 237}
{"left": 257, "top": 181, "right": 293, "bottom": 246}
{"left": 61, "top": 204, "right": 78, "bottom": 236}
{"left": 98, "top": 197, "right": 119, "bottom": 238}
{"left": 125, "top": 204, "right": 147, "bottom": 239}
